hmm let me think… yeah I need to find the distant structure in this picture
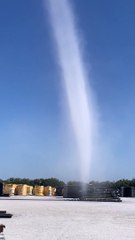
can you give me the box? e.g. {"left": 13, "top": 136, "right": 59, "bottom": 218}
{"left": 0, "top": 183, "right": 3, "bottom": 196}
{"left": 63, "top": 184, "right": 121, "bottom": 202}
{"left": 121, "top": 187, "right": 135, "bottom": 197}
{"left": 0, "top": 182, "right": 9, "bottom": 197}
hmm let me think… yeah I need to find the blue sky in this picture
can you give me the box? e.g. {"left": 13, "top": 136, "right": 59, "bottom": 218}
{"left": 0, "top": 0, "right": 135, "bottom": 181}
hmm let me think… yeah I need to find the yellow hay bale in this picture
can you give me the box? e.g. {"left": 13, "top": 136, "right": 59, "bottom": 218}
{"left": 52, "top": 188, "right": 56, "bottom": 196}
{"left": 27, "top": 186, "right": 33, "bottom": 195}
{"left": 3, "top": 184, "right": 17, "bottom": 195}
{"left": 33, "top": 186, "right": 44, "bottom": 196}
{"left": 16, "top": 184, "right": 28, "bottom": 196}
{"left": 44, "top": 186, "right": 53, "bottom": 196}
{"left": 3, "top": 184, "right": 9, "bottom": 194}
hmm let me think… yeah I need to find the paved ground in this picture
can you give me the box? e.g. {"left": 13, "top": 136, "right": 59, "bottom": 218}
{"left": 0, "top": 197, "right": 135, "bottom": 240}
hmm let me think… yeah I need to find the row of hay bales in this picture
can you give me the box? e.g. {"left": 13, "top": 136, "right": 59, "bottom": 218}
{"left": 3, "top": 184, "right": 56, "bottom": 196}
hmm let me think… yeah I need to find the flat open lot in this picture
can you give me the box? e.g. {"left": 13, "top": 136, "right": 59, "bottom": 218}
{"left": 0, "top": 197, "right": 135, "bottom": 240}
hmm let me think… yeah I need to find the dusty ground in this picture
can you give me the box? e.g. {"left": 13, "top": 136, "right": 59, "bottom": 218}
{"left": 0, "top": 196, "right": 135, "bottom": 240}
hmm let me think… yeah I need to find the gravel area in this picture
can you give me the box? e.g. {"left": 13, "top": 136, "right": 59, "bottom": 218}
{"left": 0, "top": 197, "right": 135, "bottom": 240}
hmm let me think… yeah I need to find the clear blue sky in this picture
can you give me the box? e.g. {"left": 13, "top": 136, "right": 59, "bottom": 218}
{"left": 0, "top": 0, "right": 135, "bottom": 181}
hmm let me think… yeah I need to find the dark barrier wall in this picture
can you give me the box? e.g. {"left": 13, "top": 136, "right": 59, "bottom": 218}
{"left": 121, "top": 187, "right": 135, "bottom": 197}
{"left": 63, "top": 185, "right": 120, "bottom": 199}
{"left": 124, "top": 187, "right": 132, "bottom": 197}
{"left": 0, "top": 183, "right": 3, "bottom": 195}
{"left": 63, "top": 185, "right": 82, "bottom": 198}
{"left": 56, "top": 186, "right": 64, "bottom": 196}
